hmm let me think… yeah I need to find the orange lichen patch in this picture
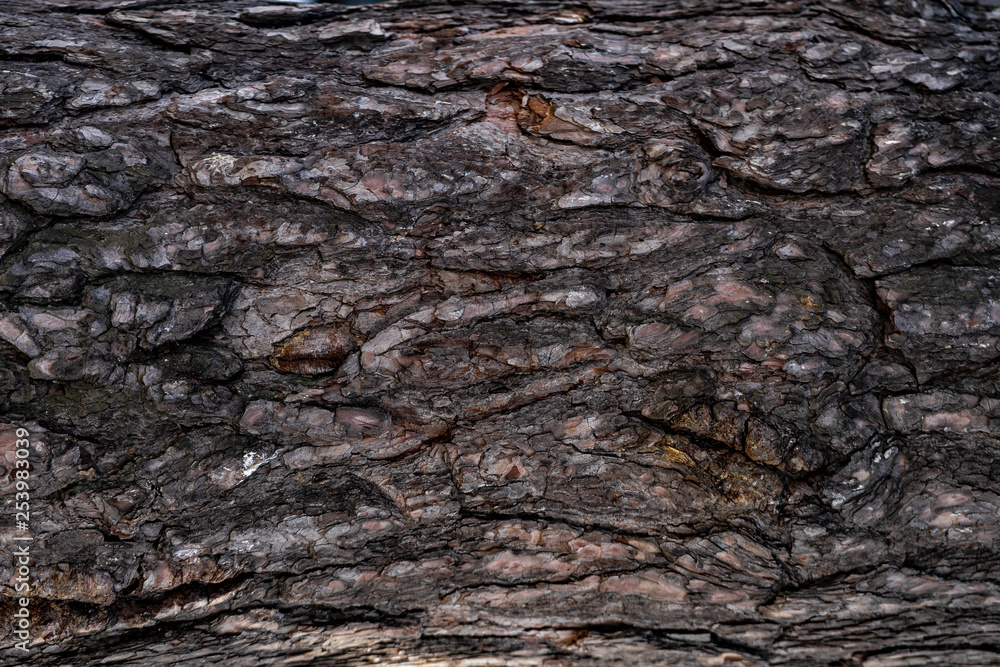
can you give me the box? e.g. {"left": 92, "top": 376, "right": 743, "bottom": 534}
{"left": 798, "top": 294, "right": 821, "bottom": 311}
{"left": 796, "top": 292, "right": 825, "bottom": 326}
{"left": 662, "top": 445, "right": 695, "bottom": 466}
{"left": 269, "top": 325, "right": 354, "bottom": 374}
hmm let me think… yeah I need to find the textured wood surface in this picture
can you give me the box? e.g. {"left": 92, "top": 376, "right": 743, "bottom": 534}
{"left": 1, "top": 0, "right": 1000, "bottom": 664}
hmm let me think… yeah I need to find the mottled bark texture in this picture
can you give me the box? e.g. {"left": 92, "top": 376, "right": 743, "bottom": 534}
{"left": 0, "top": 0, "right": 999, "bottom": 664}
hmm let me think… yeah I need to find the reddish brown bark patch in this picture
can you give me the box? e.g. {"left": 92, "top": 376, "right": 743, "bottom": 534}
{"left": 269, "top": 325, "right": 354, "bottom": 375}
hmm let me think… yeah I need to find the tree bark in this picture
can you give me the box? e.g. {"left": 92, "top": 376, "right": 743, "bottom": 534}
{"left": 1, "top": 0, "right": 1000, "bottom": 664}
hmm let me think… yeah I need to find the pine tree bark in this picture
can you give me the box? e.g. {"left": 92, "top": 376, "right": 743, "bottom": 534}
{"left": 1, "top": 0, "right": 1000, "bottom": 664}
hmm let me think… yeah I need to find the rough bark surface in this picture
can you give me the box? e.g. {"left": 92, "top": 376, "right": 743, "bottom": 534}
{"left": 1, "top": 0, "right": 999, "bottom": 664}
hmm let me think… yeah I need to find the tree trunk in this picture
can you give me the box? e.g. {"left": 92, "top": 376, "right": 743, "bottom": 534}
{"left": 1, "top": 0, "right": 999, "bottom": 664}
